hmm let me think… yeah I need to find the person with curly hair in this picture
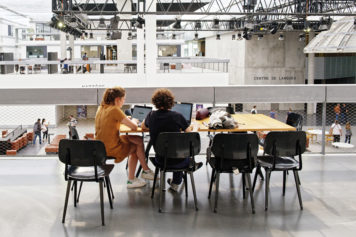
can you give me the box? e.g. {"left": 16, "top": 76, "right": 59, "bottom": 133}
{"left": 95, "top": 87, "right": 155, "bottom": 188}
{"left": 142, "top": 88, "right": 202, "bottom": 192}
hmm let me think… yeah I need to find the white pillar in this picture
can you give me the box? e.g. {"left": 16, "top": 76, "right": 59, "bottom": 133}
{"left": 137, "top": 28, "right": 144, "bottom": 75}
{"left": 60, "top": 32, "right": 67, "bottom": 60}
{"left": 116, "top": 1, "right": 132, "bottom": 72}
{"left": 145, "top": 0, "right": 157, "bottom": 76}
{"left": 307, "top": 31, "right": 315, "bottom": 115}
{"left": 69, "top": 35, "right": 74, "bottom": 59}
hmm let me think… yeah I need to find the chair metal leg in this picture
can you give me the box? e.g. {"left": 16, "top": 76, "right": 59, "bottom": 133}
{"left": 159, "top": 170, "right": 164, "bottom": 213}
{"left": 73, "top": 181, "right": 77, "bottom": 207}
{"left": 62, "top": 180, "right": 72, "bottom": 223}
{"left": 76, "top": 181, "right": 83, "bottom": 203}
{"left": 246, "top": 173, "right": 255, "bottom": 214}
{"left": 151, "top": 167, "right": 159, "bottom": 199}
{"left": 107, "top": 177, "right": 115, "bottom": 199}
{"left": 258, "top": 166, "right": 264, "bottom": 180}
{"left": 265, "top": 169, "right": 271, "bottom": 211}
{"left": 293, "top": 170, "right": 303, "bottom": 210}
{"left": 125, "top": 160, "right": 128, "bottom": 170}
{"left": 135, "top": 165, "right": 142, "bottom": 178}
{"left": 189, "top": 172, "right": 198, "bottom": 211}
{"left": 105, "top": 177, "right": 113, "bottom": 209}
{"left": 208, "top": 168, "right": 215, "bottom": 199}
{"left": 99, "top": 180, "right": 105, "bottom": 226}
{"left": 184, "top": 172, "right": 188, "bottom": 198}
{"left": 252, "top": 165, "right": 259, "bottom": 193}
{"left": 214, "top": 172, "right": 220, "bottom": 213}
{"left": 283, "top": 171, "right": 287, "bottom": 196}
{"left": 242, "top": 173, "right": 246, "bottom": 199}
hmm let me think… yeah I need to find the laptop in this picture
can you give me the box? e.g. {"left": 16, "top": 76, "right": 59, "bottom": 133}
{"left": 132, "top": 105, "right": 152, "bottom": 126}
{"left": 172, "top": 102, "right": 193, "bottom": 125}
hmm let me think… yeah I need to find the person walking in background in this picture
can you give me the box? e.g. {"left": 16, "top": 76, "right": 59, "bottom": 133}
{"left": 251, "top": 105, "right": 257, "bottom": 114}
{"left": 330, "top": 120, "right": 342, "bottom": 142}
{"left": 334, "top": 104, "right": 341, "bottom": 121}
{"left": 33, "top": 118, "right": 42, "bottom": 145}
{"left": 270, "top": 109, "right": 277, "bottom": 119}
{"left": 345, "top": 122, "right": 352, "bottom": 144}
{"left": 341, "top": 104, "right": 348, "bottom": 124}
{"left": 68, "top": 115, "right": 78, "bottom": 127}
{"left": 41, "top": 118, "right": 49, "bottom": 142}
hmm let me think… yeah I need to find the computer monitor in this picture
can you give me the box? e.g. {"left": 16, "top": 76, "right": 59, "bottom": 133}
{"left": 132, "top": 105, "right": 152, "bottom": 123}
{"left": 172, "top": 103, "right": 193, "bottom": 124}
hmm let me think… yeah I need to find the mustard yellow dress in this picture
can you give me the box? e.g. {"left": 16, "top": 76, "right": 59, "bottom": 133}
{"left": 95, "top": 105, "right": 132, "bottom": 163}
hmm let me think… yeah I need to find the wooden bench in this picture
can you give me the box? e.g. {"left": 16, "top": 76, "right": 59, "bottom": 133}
{"left": 45, "top": 134, "right": 66, "bottom": 154}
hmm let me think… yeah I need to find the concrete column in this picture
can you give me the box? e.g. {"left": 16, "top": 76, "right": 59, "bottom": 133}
{"left": 116, "top": 1, "right": 132, "bottom": 72}
{"left": 68, "top": 35, "right": 74, "bottom": 59}
{"left": 307, "top": 31, "right": 315, "bottom": 115}
{"left": 137, "top": 28, "right": 144, "bottom": 75}
{"left": 145, "top": 0, "right": 157, "bottom": 76}
{"left": 60, "top": 32, "right": 67, "bottom": 60}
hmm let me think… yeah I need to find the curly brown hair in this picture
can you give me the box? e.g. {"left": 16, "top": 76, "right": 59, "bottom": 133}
{"left": 151, "top": 88, "right": 175, "bottom": 110}
{"left": 101, "top": 87, "right": 126, "bottom": 105}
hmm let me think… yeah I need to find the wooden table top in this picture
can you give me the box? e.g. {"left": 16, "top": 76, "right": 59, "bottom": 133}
{"left": 118, "top": 114, "right": 295, "bottom": 133}
{"left": 195, "top": 114, "right": 296, "bottom": 132}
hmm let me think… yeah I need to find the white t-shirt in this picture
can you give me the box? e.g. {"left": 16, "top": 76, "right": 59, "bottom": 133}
{"left": 331, "top": 123, "right": 342, "bottom": 135}
{"left": 251, "top": 108, "right": 257, "bottom": 114}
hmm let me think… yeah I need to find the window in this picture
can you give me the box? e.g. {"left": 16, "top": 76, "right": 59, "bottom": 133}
{"left": 8, "top": 25, "right": 13, "bottom": 36}
{"left": 26, "top": 46, "right": 47, "bottom": 58}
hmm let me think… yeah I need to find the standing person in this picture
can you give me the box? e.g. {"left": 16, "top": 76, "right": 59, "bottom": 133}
{"left": 334, "top": 104, "right": 341, "bottom": 121}
{"left": 95, "top": 87, "right": 154, "bottom": 189}
{"left": 345, "top": 121, "right": 352, "bottom": 144}
{"left": 82, "top": 52, "right": 88, "bottom": 73}
{"left": 68, "top": 115, "right": 78, "bottom": 127}
{"left": 142, "top": 88, "right": 203, "bottom": 192}
{"left": 270, "top": 109, "right": 277, "bottom": 119}
{"left": 41, "top": 118, "right": 49, "bottom": 142}
{"left": 330, "top": 120, "right": 342, "bottom": 142}
{"left": 251, "top": 105, "right": 257, "bottom": 114}
{"left": 33, "top": 118, "right": 42, "bottom": 145}
{"left": 341, "top": 104, "right": 348, "bottom": 124}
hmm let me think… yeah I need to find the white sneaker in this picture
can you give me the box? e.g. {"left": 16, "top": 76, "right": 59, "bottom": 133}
{"left": 127, "top": 178, "right": 146, "bottom": 189}
{"left": 167, "top": 178, "right": 179, "bottom": 192}
{"left": 141, "top": 169, "right": 155, "bottom": 180}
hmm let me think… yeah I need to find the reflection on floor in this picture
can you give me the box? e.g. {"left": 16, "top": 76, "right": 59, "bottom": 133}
{"left": 0, "top": 154, "right": 355, "bottom": 236}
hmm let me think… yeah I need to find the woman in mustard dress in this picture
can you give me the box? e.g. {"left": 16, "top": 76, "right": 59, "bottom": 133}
{"left": 95, "top": 87, "right": 154, "bottom": 188}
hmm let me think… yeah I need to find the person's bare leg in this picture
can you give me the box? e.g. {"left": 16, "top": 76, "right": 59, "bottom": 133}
{"left": 127, "top": 136, "right": 149, "bottom": 170}
{"left": 128, "top": 151, "right": 138, "bottom": 180}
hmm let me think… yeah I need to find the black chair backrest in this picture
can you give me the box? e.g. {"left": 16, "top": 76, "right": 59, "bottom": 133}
{"left": 69, "top": 126, "right": 79, "bottom": 140}
{"left": 58, "top": 139, "right": 107, "bottom": 167}
{"left": 211, "top": 133, "right": 259, "bottom": 160}
{"left": 286, "top": 113, "right": 303, "bottom": 131}
{"left": 154, "top": 132, "right": 201, "bottom": 159}
{"left": 264, "top": 131, "right": 306, "bottom": 157}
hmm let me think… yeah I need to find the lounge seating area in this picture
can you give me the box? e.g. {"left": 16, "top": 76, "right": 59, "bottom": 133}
{"left": 44, "top": 134, "right": 66, "bottom": 154}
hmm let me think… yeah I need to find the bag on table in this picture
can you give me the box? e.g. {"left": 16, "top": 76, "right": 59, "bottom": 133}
{"left": 208, "top": 110, "right": 238, "bottom": 129}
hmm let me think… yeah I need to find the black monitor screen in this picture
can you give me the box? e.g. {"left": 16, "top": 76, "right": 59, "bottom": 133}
{"left": 132, "top": 106, "right": 152, "bottom": 122}
{"left": 172, "top": 103, "right": 193, "bottom": 124}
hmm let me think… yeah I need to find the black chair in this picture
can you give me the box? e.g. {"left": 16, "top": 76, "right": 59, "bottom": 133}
{"left": 150, "top": 132, "right": 201, "bottom": 212}
{"left": 286, "top": 113, "right": 303, "bottom": 131}
{"left": 252, "top": 131, "right": 306, "bottom": 211}
{"left": 207, "top": 133, "right": 258, "bottom": 213}
{"left": 58, "top": 139, "right": 114, "bottom": 225}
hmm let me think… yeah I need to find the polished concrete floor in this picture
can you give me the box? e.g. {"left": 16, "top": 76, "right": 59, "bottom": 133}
{"left": 0, "top": 155, "right": 356, "bottom": 237}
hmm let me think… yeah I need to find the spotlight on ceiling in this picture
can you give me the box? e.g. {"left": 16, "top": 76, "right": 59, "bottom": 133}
{"left": 195, "top": 21, "right": 202, "bottom": 30}
{"left": 134, "top": 16, "right": 145, "bottom": 29}
{"left": 283, "top": 20, "right": 294, "bottom": 31}
{"left": 172, "top": 34, "right": 176, "bottom": 40}
{"left": 278, "top": 34, "right": 284, "bottom": 41}
{"left": 216, "top": 34, "right": 221, "bottom": 40}
{"left": 84, "top": 32, "right": 88, "bottom": 38}
{"left": 173, "top": 19, "right": 181, "bottom": 29}
{"left": 269, "top": 22, "right": 278, "bottom": 34}
{"left": 57, "top": 20, "right": 65, "bottom": 29}
{"left": 212, "top": 19, "right": 220, "bottom": 29}
{"left": 98, "top": 18, "right": 106, "bottom": 28}
{"left": 194, "top": 33, "right": 199, "bottom": 41}
{"left": 237, "top": 32, "right": 243, "bottom": 40}
{"left": 318, "top": 17, "right": 329, "bottom": 31}
{"left": 127, "top": 32, "right": 132, "bottom": 40}
{"left": 304, "top": 21, "right": 311, "bottom": 33}
{"left": 89, "top": 32, "right": 93, "bottom": 39}
{"left": 106, "top": 31, "right": 111, "bottom": 39}
{"left": 232, "top": 34, "right": 236, "bottom": 40}
{"left": 258, "top": 34, "right": 263, "bottom": 40}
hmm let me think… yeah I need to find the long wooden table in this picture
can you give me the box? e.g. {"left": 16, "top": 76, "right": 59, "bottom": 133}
{"left": 196, "top": 114, "right": 296, "bottom": 132}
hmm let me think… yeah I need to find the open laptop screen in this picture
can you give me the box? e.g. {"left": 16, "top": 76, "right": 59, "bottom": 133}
{"left": 132, "top": 105, "right": 152, "bottom": 122}
{"left": 171, "top": 103, "right": 193, "bottom": 124}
